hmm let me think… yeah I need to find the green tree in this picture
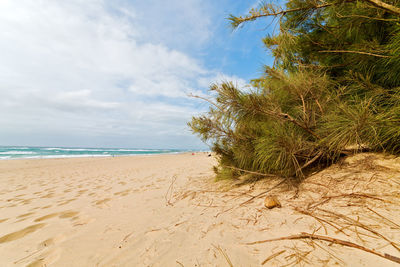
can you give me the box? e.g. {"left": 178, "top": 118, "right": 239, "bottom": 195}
{"left": 190, "top": 0, "right": 400, "bottom": 180}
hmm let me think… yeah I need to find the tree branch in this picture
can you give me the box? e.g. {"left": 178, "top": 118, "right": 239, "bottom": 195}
{"left": 231, "top": 0, "right": 400, "bottom": 28}
{"left": 278, "top": 112, "right": 321, "bottom": 139}
{"left": 318, "top": 50, "right": 391, "bottom": 58}
{"left": 224, "top": 165, "right": 278, "bottom": 178}
{"left": 336, "top": 11, "right": 400, "bottom": 21}
{"left": 231, "top": 3, "right": 335, "bottom": 27}
{"left": 188, "top": 93, "right": 224, "bottom": 112}
{"left": 363, "top": 0, "right": 400, "bottom": 16}
{"left": 299, "top": 151, "right": 323, "bottom": 171}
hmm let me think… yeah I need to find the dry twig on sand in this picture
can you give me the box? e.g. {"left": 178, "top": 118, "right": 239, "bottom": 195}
{"left": 176, "top": 260, "right": 184, "bottom": 267}
{"left": 214, "top": 178, "right": 285, "bottom": 217}
{"left": 262, "top": 249, "right": 286, "bottom": 265}
{"left": 240, "top": 179, "right": 286, "bottom": 206}
{"left": 245, "top": 232, "right": 400, "bottom": 264}
{"left": 307, "top": 193, "right": 386, "bottom": 209}
{"left": 317, "top": 208, "right": 400, "bottom": 252}
{"left": 165, "top": 175, "right": 178, "bottom": 206}
{"left": 212, "top": 244, "right": 234, "bottom": 267}
{"left": 367, "top": 206, "right": 400, "bottom": 229}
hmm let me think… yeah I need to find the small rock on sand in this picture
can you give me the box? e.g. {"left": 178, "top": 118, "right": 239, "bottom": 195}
{"left": 264, "top": 196, "right": 281, "bottom": 209}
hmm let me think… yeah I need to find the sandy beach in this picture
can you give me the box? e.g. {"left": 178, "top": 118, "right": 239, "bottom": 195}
{"left": 0, "top": 153, "right": 399, "bottom": 266}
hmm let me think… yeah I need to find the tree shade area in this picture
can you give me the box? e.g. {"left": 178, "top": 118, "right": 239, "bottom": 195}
{"left": 189, "top": 0, "right": 400, "bottom": 180}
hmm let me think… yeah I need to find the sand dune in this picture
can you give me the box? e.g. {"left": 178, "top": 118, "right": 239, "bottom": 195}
{"left": 0, "top": 153, "right": 399, "bottom": 266}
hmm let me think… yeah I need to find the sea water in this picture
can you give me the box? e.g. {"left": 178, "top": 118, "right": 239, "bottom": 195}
{"left": 0, "top": 146, "right": 190, "bottom": 160}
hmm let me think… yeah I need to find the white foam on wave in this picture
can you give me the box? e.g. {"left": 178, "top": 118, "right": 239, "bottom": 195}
{"left": 0, "top": 151, "right": 188, "bottom": 160}
{"left": 55, "top": 148, "right": 110, "bottom": 152}
{"left": 117, "top": 149, "right": 157, "bottom": 152}
{"left": 24, "top": 154, "right": 112, "bottom": 159}
{"left": 0, "top": 151, "right": 37, "bottom": 155}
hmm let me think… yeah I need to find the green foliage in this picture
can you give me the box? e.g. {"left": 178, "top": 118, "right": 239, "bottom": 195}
{"left": 190, "top": 0, "right": 400, "bottom": 179}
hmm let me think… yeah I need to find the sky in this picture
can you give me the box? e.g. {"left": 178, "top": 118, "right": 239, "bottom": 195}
{"left": 0, "top": 0, "right": 277, "bottom": 149}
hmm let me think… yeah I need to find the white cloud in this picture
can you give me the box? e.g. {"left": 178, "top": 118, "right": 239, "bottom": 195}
{"left": 126, "top": 0, "right": 213, "bottom": 50}
{"left": 0, "top": 0, "right": 247, "bottom": 148}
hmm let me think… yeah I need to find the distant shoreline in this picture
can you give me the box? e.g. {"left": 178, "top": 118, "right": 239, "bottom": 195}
{"left": 0, "top": 146, "right": 209, "bottom": 160}
{"left": 0, "top": 151, "right": 211, "bottom": 161}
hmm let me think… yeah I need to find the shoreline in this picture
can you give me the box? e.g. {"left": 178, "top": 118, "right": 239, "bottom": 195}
{"left": 0, "top": 151, "right": 209, "bottom": 161}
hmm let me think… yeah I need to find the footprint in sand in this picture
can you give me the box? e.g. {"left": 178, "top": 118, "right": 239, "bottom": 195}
{"left": 94, "top": 198, "right": 111, "bottom": 206}
{"left": 59, "top": 211, "right": 79, "bottom": 219}
{"left": 38, "top": 234, "right": 66, "bottom": 248}
{"left": 16, "top": 186, "right": 27, "bottom": 191}
{"left": 114, "top": 189, "right": 131, "bottom": 196}
{"left": 41, "top": 193, "right": 54, "bottom": 199}
{"left": 34, "top": 211, "right": 80, "bottom": 222}
{"left": 107, "top": 186, "right": 114, "bottom": 191}
{"left": 34, "top": 213, "right": 60, "bottom": 222}
{"left": 26, "top": 248, "right": 61, "bottom": 267}
{"left": 0, "top": 223, "right": 46, "bottom": 243}
{"left": 75, "top": 189, "right": 88, "bottom": 197}
{"left": 17, "top": 212, "right": 36, "bottom": 219}
{"left": 21, "top": 198, "right": 34, "bottom": 205}
{"left": 14, "top": 212, "right": 36, "bottom": 223}
{"left": 57, "top": 198, "right": 76, "bottom": 206}
{"left": 72, "top": 216, "right": 95, "bottom": 227}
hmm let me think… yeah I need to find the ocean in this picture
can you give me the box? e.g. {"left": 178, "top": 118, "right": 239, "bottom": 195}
{"left": 0, "top": 146, "right": 192, "bottom": 160}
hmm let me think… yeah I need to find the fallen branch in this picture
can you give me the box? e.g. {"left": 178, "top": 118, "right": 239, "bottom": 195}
{"left": 317, "top": 208, "right": 400, "bottom": 252}
{"left": 294, "top": 208, "right": 349, "bottom": 236}
{"left": 308, "top": 193, "right": 386, "bottom": 209}
{"left": 262, "top": 250, "right": 286, "bottom": 265}
{"left": 245, "top": 232, "right": 400, "bottom": 264}
{"left": 212, "top": 244, "right": 234, "bottom": 267}
{"left": 367, "top": 207, "right": 400, "bottom": 229}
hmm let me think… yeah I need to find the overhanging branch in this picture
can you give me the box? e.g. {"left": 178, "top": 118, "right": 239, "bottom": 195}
{"left": 363, "top": 0, "right": 400, "bottom": 16}
{"left": 318, "top": 50, "right": 391, "bottom": 58}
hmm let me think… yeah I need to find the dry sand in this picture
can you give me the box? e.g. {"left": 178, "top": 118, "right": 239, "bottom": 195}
{"left": 0, "top": 153, "right": 399, "bottom": 266}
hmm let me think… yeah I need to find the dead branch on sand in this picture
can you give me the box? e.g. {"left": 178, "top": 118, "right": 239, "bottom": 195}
{"left": 307, "top": 193, "right": 386, "bottom": 209}
{"left": 212, "top": 244, "right": 234, "bottom": 267}
{"left": 262, "top": 249, "right": 286, "bottom": 265}
{"left": 245, "top": 232, "right": 400, "bottom": 264}
{"left": 316, "top": 208, "right": 400, "bottom": 252}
